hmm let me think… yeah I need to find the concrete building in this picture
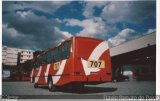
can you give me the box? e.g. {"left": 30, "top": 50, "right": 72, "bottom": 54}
{"left": 2, "top": 48, "right": 7, "bottom": 64}
{"left": 110, "top": 31, "right": 156, "bottom": 81}
{"left": 2, "top": 47, "right": 34, "bottom": 66}
{"left": 2, "top": 47, "right": 19, "bottom": 66}
{"left": 110, "top": 32, "right": 156, "bottom": 57}
{"left": 19, "top": 49, "right": 33, "bottom": 63}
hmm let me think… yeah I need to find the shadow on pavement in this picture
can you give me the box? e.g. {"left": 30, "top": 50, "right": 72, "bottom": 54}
{"left": 39, "top": 86, "right": 117, "bottom": 94}
{"left": 60, "top": 86, "right": 117, "bottom": 94}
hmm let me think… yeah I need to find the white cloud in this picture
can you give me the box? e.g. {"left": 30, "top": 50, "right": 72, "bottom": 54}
{"left": 101, "top": 2, "right": 129, "bottom": 23}
{"left": 16, "top": 10, "right": 31, "bottom": 18}
{"left": 54, "top": 27, "right": 72, "bottom": 39}
{"left": 3, "top": 24, "right": 20, "bottom": 38}
{"left": 3, "top": 1, "right": 71, "bottom": 14}
{"left": 83, "top": 1, "right": 107, "bottom": 18}
{"left": 3, "top": 8, "right": 72, "bottom": 50}
{"left": 101, "top": 1, "right": 156, "bottom": 23}
{"left": 64, "top": 18, "right": 81, "bottom": 26}
{"left": 2, "top": 23, "right": 34, "bottom": 49}
{"left": 3, "top": 1, "right": 155, "bottom": 50}
{"left": 146, "top": 28, "right": 156, "bottom": 34}
{"left": 32, "top": 1, "right": 71, "bottom": 13}
{"left": 83, "top": 6, "right": 94, "bottom": 18}
{"left": 119, "top": 28, "right": 135, "bottom": 37}
{"left": 109, "top": 28, "right": 140, "bottom": 46}
{"left": 64, "top": 17, "right": 107, "bottom": 38}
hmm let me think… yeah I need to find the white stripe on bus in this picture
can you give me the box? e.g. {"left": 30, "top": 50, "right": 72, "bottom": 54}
{"left": 70, "top": 45, "right": 72, "bottom": 52}
{"left": 30, "top": 68, "right": 34, "bottom": 82}
{"left": 82, "top": 41, "right": 109, "bottom": 75}
{"left": 35, "top": 66, "right": 42, "bottom": 83}
{"left": 30, "top": 68, "right": 34, "bottom": 78}
{"left": 52, "top": 60, "right": 67, "bottom": 84}
{"left": 45, "top": 64, "right": 50, "bottom": 84}
{"left": 89, "top": 41, "right": 109, "bottom": 59}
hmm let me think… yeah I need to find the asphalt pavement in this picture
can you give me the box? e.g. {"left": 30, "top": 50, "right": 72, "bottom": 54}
{"left": 2, "top": 80, "right": 156, "bottom": 99}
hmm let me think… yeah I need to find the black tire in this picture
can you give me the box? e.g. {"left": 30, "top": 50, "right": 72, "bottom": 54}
{"left": 48, "top": 77, "right": 55, "bottom": 91}
{"left": 34, "top": 83, "right": 38, "bottom": 88}
{"left": 31, "top": 77, "right": 35, "bottom": 83}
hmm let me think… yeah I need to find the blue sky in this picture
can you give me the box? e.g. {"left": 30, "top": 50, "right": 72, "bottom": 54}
{"left": 2, "top": 1, "right": 156, "bottom": 50}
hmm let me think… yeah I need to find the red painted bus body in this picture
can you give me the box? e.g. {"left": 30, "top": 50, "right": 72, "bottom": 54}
{"left": 30, "top": 36, "right": 112, "bottom": 90}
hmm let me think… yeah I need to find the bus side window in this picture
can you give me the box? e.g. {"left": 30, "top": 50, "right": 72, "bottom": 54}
{"left": 43, "top": 54, "right": 48, "bottom": 64}
{"left": 46, "top": 52, "right": 50, "bottom": 64}
{"left": 54, "top": 47, "right": 59, "bottom": 62}
{"left": 46, "top": 52, "right": 52, "bottom": 64}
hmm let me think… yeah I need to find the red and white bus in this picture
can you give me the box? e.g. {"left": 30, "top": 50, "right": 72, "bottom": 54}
{"left": 30, "top": 36, "right": 112, "bottom": 91}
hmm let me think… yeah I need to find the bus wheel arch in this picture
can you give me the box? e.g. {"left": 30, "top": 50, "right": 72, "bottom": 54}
{"left": 48, "top": 76, "right": 56, "bottom": 91}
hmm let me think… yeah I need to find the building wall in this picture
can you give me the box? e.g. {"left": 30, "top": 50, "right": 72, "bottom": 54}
{"left": 2, "top": 47, "right": 34, "bottom": 66}
{"left": 20, "top": 50, "right": 33, "bottom": 63}
{"left": 2, "top": 50, "right": 6, "bottom": 63}
{"left": 3, "top": 48, "right": 19, "bottom": 66}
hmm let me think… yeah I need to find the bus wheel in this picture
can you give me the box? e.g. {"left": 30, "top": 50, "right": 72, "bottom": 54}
{"left": 31, "top": 77, "right": 35, "bottom": 83}
{"left": 48, "top": 77, "right": 55, "bottom": 91}
{"left": 34, "top": 83, "right": 38, "bottom": 88}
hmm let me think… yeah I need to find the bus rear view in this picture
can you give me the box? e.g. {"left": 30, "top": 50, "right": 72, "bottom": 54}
{"left": 73, "top": 37, "right": 112, "bottom": 84}
{"left": 30, "top": 36, "right": 112, "bottom": 91}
